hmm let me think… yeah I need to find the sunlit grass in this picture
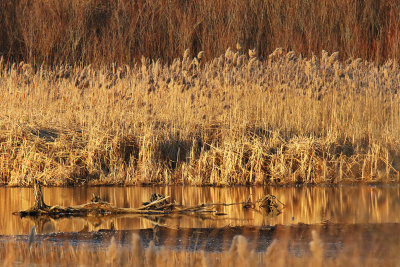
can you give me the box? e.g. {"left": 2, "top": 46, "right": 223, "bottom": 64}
{"left": 1, "top": 48, "right": 400, "bottom": 186}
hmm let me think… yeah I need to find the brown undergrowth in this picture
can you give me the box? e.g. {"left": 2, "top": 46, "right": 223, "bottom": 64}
{"left": 1, "top": 0, "right": 400, "bottom": 64}
{"left": 1, "top": 48, "right": 400, "bottom": 186}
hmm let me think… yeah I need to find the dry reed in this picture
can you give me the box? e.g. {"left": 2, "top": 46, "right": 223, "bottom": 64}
{"left": 0, "top": 48, "right": 400, "bottom": 186}
{"left": 1, "top": 0, "right": 400, "bottom": 65}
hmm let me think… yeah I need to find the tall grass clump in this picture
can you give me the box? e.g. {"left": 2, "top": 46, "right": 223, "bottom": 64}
{"left": 0, "top": 48, "right": 400, "bottom": 186}
{"left": 1, "top": 0, "right": 400, "bottom": 65}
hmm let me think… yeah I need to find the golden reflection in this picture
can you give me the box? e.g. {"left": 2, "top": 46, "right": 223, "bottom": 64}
{"left": 1, "top": 186, "right": 400, "bottom": 235}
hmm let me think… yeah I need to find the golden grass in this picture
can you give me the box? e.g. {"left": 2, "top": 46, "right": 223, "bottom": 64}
{"left": 1, "top": 230, "right": 398, "bottom": 267}
{"left": 1, "top": 48, "right": 400, "bottom": 186}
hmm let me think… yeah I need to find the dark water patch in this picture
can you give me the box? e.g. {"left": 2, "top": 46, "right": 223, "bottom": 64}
{"left": 1, "top": 223, "right": 399, "bottom": 257}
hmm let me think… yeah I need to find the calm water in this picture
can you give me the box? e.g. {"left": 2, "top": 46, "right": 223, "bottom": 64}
{"left": 1, "top": 185, "right": 400, "bottom": 235}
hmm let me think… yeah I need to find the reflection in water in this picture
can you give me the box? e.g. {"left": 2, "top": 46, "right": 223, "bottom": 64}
{"left": 1, "top": 185, "right": 400, "bottom": 235}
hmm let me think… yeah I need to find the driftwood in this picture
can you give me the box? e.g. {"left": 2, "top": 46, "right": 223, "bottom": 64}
{"left": 14, "top": 183, "right": 284, "bottom": 218}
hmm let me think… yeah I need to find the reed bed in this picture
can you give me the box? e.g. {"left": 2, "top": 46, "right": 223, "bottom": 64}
{"left": 1, "top": 231, "right": 398, "bottom": 267}
{"left": 1, "top": 48, "right": 400, "bottom": 186}
{"left": 1, "top": 0, "right": 400, "bottom": 65}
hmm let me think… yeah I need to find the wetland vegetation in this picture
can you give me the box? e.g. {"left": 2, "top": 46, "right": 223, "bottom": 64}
{"left": 1, "top": 0, "right": 400, "bottom": 64}
{"left": 1, "top": 0, "right": 400, "bottom": 266}
{"left": 1, "top": 47, "right": 400, "bottom": 186}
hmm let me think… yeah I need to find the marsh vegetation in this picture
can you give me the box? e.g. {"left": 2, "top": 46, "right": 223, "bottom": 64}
{"left": 1, "top": 48, "right": 400, "bottom": 186}
{"left": 1, "top": 0, "right": 400, "bottom": 64}
{"left": 2, "top": 1, "right": 400, "bottom": 266}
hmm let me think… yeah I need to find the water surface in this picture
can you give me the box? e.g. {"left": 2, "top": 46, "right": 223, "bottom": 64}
{"left": 1, "top": 185, "right": 400, "bottom": 235}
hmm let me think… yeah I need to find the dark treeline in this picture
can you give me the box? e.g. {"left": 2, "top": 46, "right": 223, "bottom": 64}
{"left": 1, "top": 0, "right": 399, "bottom": 65}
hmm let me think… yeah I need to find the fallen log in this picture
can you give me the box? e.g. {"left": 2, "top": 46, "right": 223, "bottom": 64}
{"left": 13, "top": 182, "right": 284, "bottom": 218}
{"left": 138, "top": 195, "right": 172, "bottom": 210}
